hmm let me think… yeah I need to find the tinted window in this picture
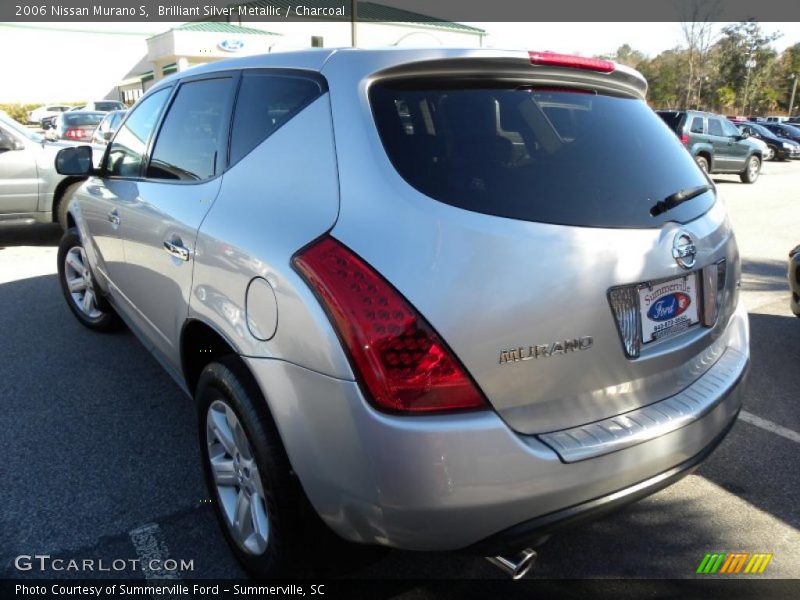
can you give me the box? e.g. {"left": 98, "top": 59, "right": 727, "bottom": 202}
{"left": 106, "top": 88, "right": 170, "bottom": 178}
{"left": 721, "top": 119, "right": 741, "bottom": 137}
{"left": 95, "top": 101, "right": 123, "bottom": 112}
{"left": 370, "top": 82, "right": 714, "bottom": 229}
{"left": 147, "top": 78, "right": 235, "bottom": 181}
{"left": 690, "top": 117, "right": 704, "bottom": 133}
{"left": 229, "top": 72, "right": 323, "bottom": 165}
{"left": 707, "top": 119, "right": 724, "bottom": 136}
{"left": 64, "top": 113, "right": 104, "bottom": 127}
{"left": 656, "top": 111, "right": 682, "bottom": 132}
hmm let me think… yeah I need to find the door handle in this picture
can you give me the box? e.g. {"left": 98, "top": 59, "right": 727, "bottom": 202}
{"left": 107, "top": 209, "right": 120, "bottom": 227}
{"left": 163, "top": 238, "right": 190, "bottom": 261}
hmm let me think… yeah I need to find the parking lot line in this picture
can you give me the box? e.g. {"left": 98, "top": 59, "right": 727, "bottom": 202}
{"left": 129, "top": 523, "right": 180, "bottom": 580}
{"left": 739, "top": 410, "right": 800, "bottom": 445}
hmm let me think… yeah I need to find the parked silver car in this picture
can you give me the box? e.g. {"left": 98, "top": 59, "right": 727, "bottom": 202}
{"left": 0, "top": 110, "right": 88, "bottom": 228}
{"left": 54, "top": 48, "right": 749, "bottom": 579}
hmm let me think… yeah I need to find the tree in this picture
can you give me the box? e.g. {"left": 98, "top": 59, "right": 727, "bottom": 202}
{"left": 610, "top": 44, "right": 647, "bottom": 68}
{"left": 715, "top": 21, "right": 782, "bottom": 114}
{"left": 679, "top": 0, "right": 720, "bottom": 108}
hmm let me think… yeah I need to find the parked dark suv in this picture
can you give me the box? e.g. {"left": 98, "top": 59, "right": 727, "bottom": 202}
{"left": 657, "top": 110, "right": 763, "bottom": 183}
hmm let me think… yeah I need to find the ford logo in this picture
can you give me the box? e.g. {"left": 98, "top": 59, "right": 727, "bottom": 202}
{"left": 647, "top": 292, "right": 691, "bottom": 321}
{"left": 218, "top": 39, "right": 244, "bottom": 52}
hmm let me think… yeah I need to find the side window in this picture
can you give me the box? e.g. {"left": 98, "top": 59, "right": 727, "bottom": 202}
{"left": 147, "top": 78, "right": 236, "bottom": 181}
{"left": 0, "top": 126, "right": 15, "bottom": 148}
{"left": 707, "top": 119, "right": 723, "bottom": 137}
{"left": 690, "top": 117, "right": 704, "bottom": 134}
{"left": 106, "top": 88, "right": 171, "bottom": 178}
{"left": 229, "top": 72, "right": 324, "bottom": 166}
{"left": 721, "top": 119, "right": 741, "bottom": 137}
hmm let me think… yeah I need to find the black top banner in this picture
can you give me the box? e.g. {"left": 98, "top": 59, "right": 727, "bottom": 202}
{"left": 3, "top": 0, "right": 800, "bottom": 23}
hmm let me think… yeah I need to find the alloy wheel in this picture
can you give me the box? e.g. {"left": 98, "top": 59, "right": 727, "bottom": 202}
{"left": 63, "top": 246, "right": 102, "bottom": 319}
{"left": 206, "top": 399, "right": 270, "bottom": 556}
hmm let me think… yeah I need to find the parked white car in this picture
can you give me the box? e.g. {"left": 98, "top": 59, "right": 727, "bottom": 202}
{"left": 0, "top": 110, "right": 98, "bottom": 229}
{"left": 27, "top": 104, "right": 71, "bottom": 126}
{"left": 746, "top": 135, "right": 774, "bottom": 161}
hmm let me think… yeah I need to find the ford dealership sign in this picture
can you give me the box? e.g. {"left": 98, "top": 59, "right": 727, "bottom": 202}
{"left": 218, "top": 39, "right": 244, "bottom": 52}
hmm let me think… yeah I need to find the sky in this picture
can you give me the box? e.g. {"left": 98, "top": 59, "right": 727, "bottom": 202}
{"left": 1, "top": 21, "right": 799, "bottom": 103}
{"left": 472, "top": 22, "right": 800, "bottom": 56}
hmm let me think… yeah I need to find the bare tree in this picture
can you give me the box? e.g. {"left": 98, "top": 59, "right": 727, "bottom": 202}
{"left": 679, "top": 0, "right": 720, "bottom": 108}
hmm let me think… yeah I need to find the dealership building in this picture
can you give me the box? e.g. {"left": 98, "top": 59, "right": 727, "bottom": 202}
{"left": 0, "top": 2, "right": 484, "bottom": 105}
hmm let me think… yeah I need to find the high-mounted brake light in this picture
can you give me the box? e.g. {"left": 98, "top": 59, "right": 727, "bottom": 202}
{"left": 293, "top": 237, "right": 487, "bottom": 414}
{"left": 528, "top": 51, "right": 615, "bottom": 74}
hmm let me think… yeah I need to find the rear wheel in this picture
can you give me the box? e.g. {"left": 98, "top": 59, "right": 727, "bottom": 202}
{"left": 57, "top": 228, "right": 121, "bottom": 331}
{"left": 197, "top": 358, "right": 306, "bottom": 578}
{"left": 695, "top": 155, "right": 709, "bottom": 173}
{"left": 740, "top": 155, "right": 761, "bottom": 183}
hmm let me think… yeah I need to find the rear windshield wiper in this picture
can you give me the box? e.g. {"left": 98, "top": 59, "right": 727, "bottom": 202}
{"left": 650, "top": 184, "right": 713, "bottom": 217}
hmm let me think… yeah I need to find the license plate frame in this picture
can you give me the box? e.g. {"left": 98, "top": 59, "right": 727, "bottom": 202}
{"left": 638, "top": 273, "right": 700, "bottom": 344}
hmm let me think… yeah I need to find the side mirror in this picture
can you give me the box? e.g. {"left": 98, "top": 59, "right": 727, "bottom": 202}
{"left": 42, "top": 121, "right": 51, "bottom": 130}
{"left": 55, "top": 145, "right": 95, "bottom": 176}
{"left": 103, "top": 130, "right": 113, "bottom": 141}
{"left": 739, "top": 130, "right": 749, "bottom": 139}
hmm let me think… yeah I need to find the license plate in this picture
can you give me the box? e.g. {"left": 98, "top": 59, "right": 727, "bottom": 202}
{"left": 639, "top": 274, "right": 699, "bottom": 344}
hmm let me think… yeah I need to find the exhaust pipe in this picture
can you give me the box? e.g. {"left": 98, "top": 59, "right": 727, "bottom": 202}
{"left": 486, "top": 548, "right": 537, "bottom": 579}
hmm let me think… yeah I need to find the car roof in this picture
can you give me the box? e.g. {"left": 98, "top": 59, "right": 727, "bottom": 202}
{"left": 148, "top": 47, "right": 648, "bottom": 99}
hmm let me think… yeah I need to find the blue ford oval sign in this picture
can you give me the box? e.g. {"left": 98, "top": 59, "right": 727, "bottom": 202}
{"left": 218, "top": 39, "right": 244, "bottom": 52}
{"left": 647, "top": 292, "right": 691, "bottom": 322}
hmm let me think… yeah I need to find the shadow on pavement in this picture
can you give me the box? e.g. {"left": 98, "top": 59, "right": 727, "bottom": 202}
{"left": 741, "top": 257, "right": 790, "bottom": 293}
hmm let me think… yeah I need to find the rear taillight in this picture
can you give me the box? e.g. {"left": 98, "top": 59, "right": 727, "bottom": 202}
{"left": 293, "top": 237, "right": 486, "bottom": 414}
{"left": 65, "top": 128, "right": 83, "bottom": 139}
{"left": 528, "top": 51, "right": 615, "bottom": 73}
{"left": 680, "top": 133, "right": 690, "bottom": 146}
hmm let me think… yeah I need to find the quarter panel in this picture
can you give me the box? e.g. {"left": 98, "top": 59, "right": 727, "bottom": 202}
{"left": 190, "top": 94, "right": 352, "bottom": 379}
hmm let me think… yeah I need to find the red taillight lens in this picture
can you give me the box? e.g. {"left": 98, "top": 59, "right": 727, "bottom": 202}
{"left": 293, "top": 237, "right": 486, "bottom": 414}
{"left": 65, "top": 129, "right": 76, "bottom": 138}
{"left": 680, "top": 133, "right": 690, "bottom": 146}
{"left": 529, "top": 51, "right": 615, "bottom": 73}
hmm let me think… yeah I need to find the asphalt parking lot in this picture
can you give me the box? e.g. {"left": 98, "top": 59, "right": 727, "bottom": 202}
{"left": 1, "top": 160, "right": 799, "bottom": 586}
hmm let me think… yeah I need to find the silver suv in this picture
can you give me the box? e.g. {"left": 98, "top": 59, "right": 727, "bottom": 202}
{"left": 54, "top": 48, "right": 749, "bottom": 578}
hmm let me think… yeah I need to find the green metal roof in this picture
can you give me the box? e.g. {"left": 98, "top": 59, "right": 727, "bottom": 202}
{"left": 174, "top": 22, "right": 278, "bottom": 35}
{"left": 232, "top": 1, "right": 485, "bottom": 35}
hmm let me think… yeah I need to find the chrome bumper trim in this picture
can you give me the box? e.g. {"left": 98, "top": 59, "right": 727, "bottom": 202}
{"left": 537, "top": 347, "right": 747, "bottom": 463}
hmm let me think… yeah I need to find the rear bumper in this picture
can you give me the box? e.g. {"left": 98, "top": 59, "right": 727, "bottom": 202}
{"left": 468, "top": 377, "right": 744, "bottom": 555}
{"left": 244, "top": 303, "right": 749, "bottom": 552}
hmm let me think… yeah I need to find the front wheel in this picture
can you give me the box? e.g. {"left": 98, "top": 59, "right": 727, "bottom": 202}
{"left": 740, "top": 155, "right": 761, "bottom": 183}
{"left": 57, "top": 228, "right": 121, "bottom": 331}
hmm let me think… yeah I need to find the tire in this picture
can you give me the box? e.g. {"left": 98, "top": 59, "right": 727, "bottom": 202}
{"left": 56, "top": 181, "right": 83, "bottom": 230}
{"left": 740, "top": 155, "right": 761, "bottom": 183}
{"left": 695, "top": 155, "right": 709, "bottom": 173}
{"left": 767, "top": 145, "right": 782, "bottom": 161}
{"left": 57, "top": 228, "right": 122, "bottom": 332}
{"left": 196, "top": 357, "right": 310, "bottom": 578}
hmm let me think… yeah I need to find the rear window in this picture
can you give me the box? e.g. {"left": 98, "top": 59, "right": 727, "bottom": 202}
{"left": 657, "top": 111, "right": 683, "bottom": 132}
{"left": 370, "top": 82, "right": 713, "bottom": 229}
{"left": 64, "top": 113, "right": 104, "bottom": 127}
{"left": 95, "top": 102, "right": 124, "bottom": 112}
